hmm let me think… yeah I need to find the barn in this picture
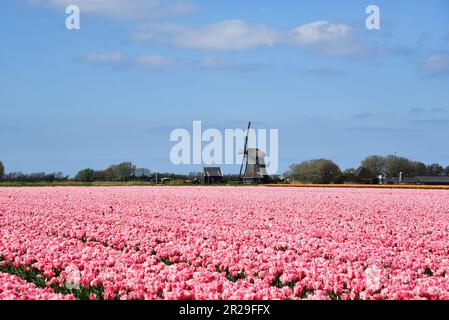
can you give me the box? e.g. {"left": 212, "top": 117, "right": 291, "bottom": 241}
{"left": 202, "top": 167, "right": 223, "bottom": 184}
{"left": 354, "top": 166, "right": 376, "bottom": 184}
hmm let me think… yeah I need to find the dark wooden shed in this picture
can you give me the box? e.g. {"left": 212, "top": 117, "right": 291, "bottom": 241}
{"left": 202, "top": 167, "right": 223, "bottom": 184}
{"left": 354, "top": 166, "right": 376, "bottom": 184}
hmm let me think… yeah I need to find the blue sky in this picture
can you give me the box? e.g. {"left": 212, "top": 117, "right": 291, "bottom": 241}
{"left": 1, "top": 0, "right": 449, "bottom": 176}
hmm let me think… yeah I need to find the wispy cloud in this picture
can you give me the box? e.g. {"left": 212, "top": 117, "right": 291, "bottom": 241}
{"left": 410, "top": 107, "right": 426, "bottom": 115}
{"left": 133, "top": 54, "right": 179, "bottom": 69}
{"left": 301, "top": 67, "right": 345, "bottom": 77}
{"left": 409, "top": 119, "right": 449, "bottom": 125}
{"left": 420, "top": 53, "right": 449, "bottom": 75}
{"left": 353, "top": 112, "right": 374, "bottom": 120}
{"left": 78, "top": 52, "right": 178, "bottom": 69}
{"left": 134, "top": 20, "right": 280, "bottom": 51}
{"left": 345, "top": 126, "right": 409, "bottom": 133}
{"left": 24, "top": 0, "right": 197, "bottom": 19}
{"left": 78, "top": 52, "right": 266, "bottom": 72}
{"left": 288, "top": 21, "right": 351, "bottom": 45}
{"left": 288, "top": 20, "right": 367, "bottom": 57}
{"left": 388, "top": 45, "right": 415, "bottom": 56}
{"left": 225, "top": 63, "right": 268, "bottom": 73}
{"left": 134, "top": 20, "right": 374, "bottom": 58}
{"left": 198, "top": 57, "right": 228, "bottom": 69}
{"left": 198, "top": 57, "right": 267, "bottom": 72}
{"left": 431, "top": 107, "right": 447, "bottom": 114}
{"left": 80, "top": 52, "right": 123, "bottom": 64}
{"left": 409, "top": 107, "right": 447, "bottom": 115}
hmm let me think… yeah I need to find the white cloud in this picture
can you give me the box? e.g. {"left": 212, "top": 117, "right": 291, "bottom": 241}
{"left": 79, "top": 52, "right": 267, "bottom": 72}
{"left": 420, "top": 54, "right": 449, "bottom": 75}
{"left": 289, "top": 20, "right": 352, "bottom": 45}
{"left": 197, "top": 57, "right": 267, "bottom": 72}
{"left": 79, "top": 52, "right": 178, "bottom": 69}
{"left": 135, "top": 20, "right": 280, "bottom": 50}
{"left": 133, "top": 54, "right": 179, "bottom": 69}
{"left": 134, "top": 19, "right": 368, "bottom": 57}
{"left": 82, "top": 52, "right": 123, "bottom": 64}
{"left": 25, "top": 0, "right": 197, "bottom": 19}
{"left": 288, "top": 20, "right": 366, "bottom": 57}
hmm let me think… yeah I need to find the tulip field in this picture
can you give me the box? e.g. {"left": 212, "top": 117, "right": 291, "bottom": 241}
{"left": 1, "top": 186, "right": 449, "bottom": 300}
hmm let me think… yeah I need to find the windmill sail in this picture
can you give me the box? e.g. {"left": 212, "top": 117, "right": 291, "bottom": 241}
{"left": 239, "top": 122, "right": 251, "bottom": 179}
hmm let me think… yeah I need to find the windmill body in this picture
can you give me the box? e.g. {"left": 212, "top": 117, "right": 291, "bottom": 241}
{"left": 239, "top": 122, "right": 270, "bottom": 183}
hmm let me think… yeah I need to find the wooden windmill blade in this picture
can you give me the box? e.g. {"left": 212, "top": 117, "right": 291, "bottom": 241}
{"left": 239, "top": 122, "right": 251, "bottom": 179}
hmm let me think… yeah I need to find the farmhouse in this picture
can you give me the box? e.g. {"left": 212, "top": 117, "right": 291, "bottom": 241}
{"left": 202, "top": 167, "right": 223, "bottom": 184}
{"left": 354, "top": 166, "right": 376, "bottom": 184}
{"left": 160, "top": 177, "right": 172, "bottom": 185}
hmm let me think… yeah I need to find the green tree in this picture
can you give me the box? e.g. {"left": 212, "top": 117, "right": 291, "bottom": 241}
{"left": 0, "top": 161, "right": 4, "bottom": 180}
{"left": 361, "top": 155, "right": 386, "bottom": 177}
{"left": 413, "top": 161, "right": 428, "bottom": 176}
{"left": 75, "top": 168, "right": 95, "bottom": 182}
{"left": 427, "top": 163, "right": 444, "bottom": 176}
{"left": 99, "top": 168, "right": 115, "bottom": 181}
{"left": 383, "top": 155, "right": 415, "bottom": 178}
{"left": 337, "top": 168, "right": 357, "bottom": 184}
{"left": 110, "top": 162, "right": 137, "bottom": 181}
{"left": 288, "top": 159, "right": 341, "bottom": 184}
{"left": 445, "top": 166, "right": 449, "bottom": 177}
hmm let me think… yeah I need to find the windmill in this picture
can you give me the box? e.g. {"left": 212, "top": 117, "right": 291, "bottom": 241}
{"left": 239, "top": 122, "right": 269, "bottom": 183}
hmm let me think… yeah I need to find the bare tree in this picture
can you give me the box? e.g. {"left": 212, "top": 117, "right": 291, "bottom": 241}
{"left": 109, "top": 162, "right": 137, "bottom": 181}
{"left": 134, "top": 168, "right": 152, "bottom": 178}
{"left": 383, "top": 155, "right": 415, "bottom": 178}
{"left": 361, "top": 155, "right": 386, "bottom": 177}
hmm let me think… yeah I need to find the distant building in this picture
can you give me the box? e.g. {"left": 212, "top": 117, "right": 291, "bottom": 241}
{"left": 160, "top": 177, "right": 172, "bottom": 185}
{"left": 354, "top": 166, "right": 376, "bottom": 184}
{"left": 203, "top": 167, "right": 223, "bottom": 184}
{"left": 416, "top": 176, "right": 449, "bottom": 185}
{"left": 383, "top": 176, "right": 417, "bottom": 185}
{"left": 242, "top": 148, "right": 269, "bottom": 184}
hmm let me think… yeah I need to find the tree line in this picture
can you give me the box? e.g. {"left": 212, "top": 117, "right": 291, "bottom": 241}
{"left": 74, "top": 164, "right": 247, "bottom": 182}
{"left": 0, "top": 161, "right": 68, "bottom": 182}
{"left": 0, "top": 160, "right": 224, "bottom": 183}
{"left": 74, "top": 162, "right": 151, "bottom": 182}
{"left": 285, "top": 155, "right": 449, "bottom": 184}
{"left": 1, "top": 155, "right": 448, "bottom": 184}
